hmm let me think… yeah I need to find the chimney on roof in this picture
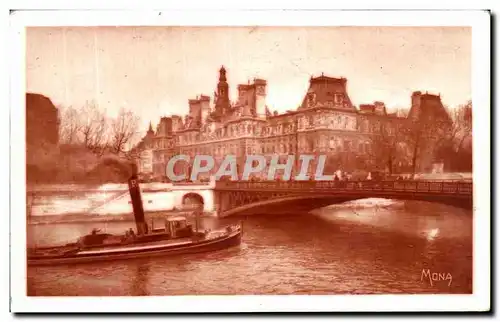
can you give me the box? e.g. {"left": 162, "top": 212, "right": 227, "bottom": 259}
{"left": 340, "top": 77, "right": 347, "bottom": 88}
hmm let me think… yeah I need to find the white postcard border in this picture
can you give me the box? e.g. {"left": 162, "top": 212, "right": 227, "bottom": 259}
{"left": 9, "top": 9, "right": 490, "bottom": 312}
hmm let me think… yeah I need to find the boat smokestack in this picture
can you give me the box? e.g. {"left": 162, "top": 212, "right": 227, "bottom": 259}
{"left": 127, "top": 164, "right": 148, "bottom": 235}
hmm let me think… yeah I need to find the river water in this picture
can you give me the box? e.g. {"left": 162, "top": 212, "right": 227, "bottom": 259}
{"left": 27, "top": 199, "right": 472, "bottom": 295}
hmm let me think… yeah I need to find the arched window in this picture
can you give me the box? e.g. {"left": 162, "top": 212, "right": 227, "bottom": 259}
{"left": 308, "top": 137, "right": 315, "bottom": 152}
{"left": 334, "top": 94, "right": 344, "bottom": 104}
{"left": 329, "top": 138, "right": 336, "bottom": 151}
{"left": 319, "top": 135, "right": 326, "bottom": 148}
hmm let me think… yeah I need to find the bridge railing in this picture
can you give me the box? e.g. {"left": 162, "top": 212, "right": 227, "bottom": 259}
{"left": 214, "top": 180, "right": 473, "bottom": 195}
{"left": 172, "top": 182, "right": 212, "bottom": 187}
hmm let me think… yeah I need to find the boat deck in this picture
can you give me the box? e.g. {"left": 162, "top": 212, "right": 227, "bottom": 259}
{"left": 77, "top": 237, "right": 195, "bottom": 255}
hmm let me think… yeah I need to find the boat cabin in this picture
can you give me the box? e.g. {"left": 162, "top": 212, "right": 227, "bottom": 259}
{"left": 75, "top": 216, "right": 195, "bottom": 249}
{"left": 150, "top": 215, "right": 194, "bottom": 239}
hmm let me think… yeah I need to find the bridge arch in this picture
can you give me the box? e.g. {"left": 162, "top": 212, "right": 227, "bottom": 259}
{"left": 217, "top": 193, "right": 473, "bottom": 217}
{"left": 181, "top": 192, "right": 205, "bottom": 208}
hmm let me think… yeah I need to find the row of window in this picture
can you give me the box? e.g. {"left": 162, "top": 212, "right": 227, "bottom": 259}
{"left": 151, "top": 136, "right": 373, "bottom": 159}
{"left": 146, "top": 117, "right": 397, "bottom": 150}
{"left": 171, "top": 121, "right": 358, "bottom": 147}
{"left": 307, "top": 93, "right": 345, "bottom": 106}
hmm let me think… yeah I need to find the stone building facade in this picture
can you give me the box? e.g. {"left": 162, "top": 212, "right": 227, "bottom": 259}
{"left": 26, "top": 93, "right": 60, "bottom": 147}
{"left": 135, "top": 66, "right": 449, "bottom": 180}
{"left": 26, "top": 93, "right": 61, "bottom": 183}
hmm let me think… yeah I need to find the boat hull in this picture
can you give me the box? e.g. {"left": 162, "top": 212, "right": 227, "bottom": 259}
{"left": 28, "top": 229, "right": 241, "bottom": 266}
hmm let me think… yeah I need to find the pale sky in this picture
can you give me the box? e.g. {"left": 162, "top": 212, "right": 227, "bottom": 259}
{"left": 26, "top": 26, "right": 471, "bottom": 132}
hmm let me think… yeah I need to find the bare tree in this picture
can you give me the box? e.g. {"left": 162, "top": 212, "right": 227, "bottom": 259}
{"left": 435, "top": 100, "right": 472, "bottom": 171}
{"left": 58, "top": 105, "right": 81, "bottom": 145}
{"left": 366, "top": 117, "right": 406, "bottom": 175}
{"left": 403, "top": 107, "right": 452, "bottom": 177}
{"left": 446, "top": 100, "right": 472, "bottom": 152}
{"left": 109, "top": 107, "right": 140, "bottom": 154}
{"left": 79, "top": 100, "right": 108, "bottom": 155}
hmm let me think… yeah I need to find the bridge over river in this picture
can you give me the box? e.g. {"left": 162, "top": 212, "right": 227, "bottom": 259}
{"left": 210, "top": 180, "right": 473, "bottom": 217}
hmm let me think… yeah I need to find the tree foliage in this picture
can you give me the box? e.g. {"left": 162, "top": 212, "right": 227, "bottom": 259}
{"left": 437, "top": 100, "right": 473, "bottom": 171}
{"left": 366, "top": 116, "right": 406, "bottom": 175}
{"left": 79, "top": 101, "right": 108, "bottom": 155}
{"left": 58, "top": 103, "right": 140, "bottom": 156}
{"left": 364, "top": 100, "right": 472, "bottom": 176}
{"left": 58, "top": 105, "right": 81, "bottom": 145}
{"left": 109, "top": 108, "right": 140, "bottom": 155}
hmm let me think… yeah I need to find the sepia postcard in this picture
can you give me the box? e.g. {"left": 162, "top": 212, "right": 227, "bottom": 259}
{"left": 9, "top": 9, "right": 490, "bottom": 313}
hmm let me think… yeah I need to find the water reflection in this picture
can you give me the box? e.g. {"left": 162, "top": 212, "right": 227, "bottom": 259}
{"left": 426, "top": 228, "right": 440, "bottom": 241}
{"left": 130, "top": 261, "right": 151, "bottom": 296}
{"left": 27, "top": 199, "right": 473, "bottom": 295}
{"left": 312, "top": 198, "right": 472, "bottom": 241}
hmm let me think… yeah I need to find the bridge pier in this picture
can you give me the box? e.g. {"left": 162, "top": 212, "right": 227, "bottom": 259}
{"left": 170, "top": 182, "right": 216, "bottom": 213}
{"left": 213, "top": 190, "right": 233, "bottom": 216}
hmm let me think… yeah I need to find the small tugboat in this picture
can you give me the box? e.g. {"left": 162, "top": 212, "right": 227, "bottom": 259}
{"left": 28, "top": 171, "right": 242, "bottom": 266}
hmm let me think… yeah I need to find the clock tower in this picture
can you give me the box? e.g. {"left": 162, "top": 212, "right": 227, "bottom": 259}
{"left": 214, "top": 66, "right": 230, "bottom": 117}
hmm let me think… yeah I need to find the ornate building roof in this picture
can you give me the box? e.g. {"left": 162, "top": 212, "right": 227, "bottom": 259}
{"left": 409, "top": 91, "right": 452, "bottom": 124}
{"left": 298, "top": 74, "right": 355, "bottom": 111}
